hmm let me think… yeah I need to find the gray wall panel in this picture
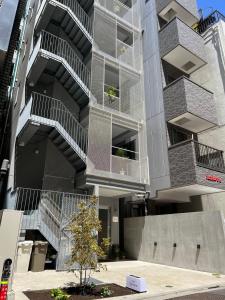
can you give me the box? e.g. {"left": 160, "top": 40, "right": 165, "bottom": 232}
{"left": 124, "top": 211, "right": 225, "bottom": 274}
{"left": 143, "top": 0, "right": 171, "bottom": 197}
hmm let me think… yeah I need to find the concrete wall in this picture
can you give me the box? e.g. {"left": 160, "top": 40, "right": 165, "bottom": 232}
{"left": 42, "top": 140, "right": 75, "bottom": 193}
{"left": 142, "top": 0, "right": 171, "bottom": 197}
{"left": 124, "top": 211, "right": 225, "bottom": 274}
{"left": 15, "top": 137, "right": 47, "bottom": 189}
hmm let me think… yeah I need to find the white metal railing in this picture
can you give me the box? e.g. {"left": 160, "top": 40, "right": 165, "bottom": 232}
{"left": 30, "top": 92, "right": 88, "bottom": 156}
{"left": 40, "top": 31, "right": 91, "bottom": 88}
{"left": 56, "top": 0, "right": 93, "bottom": 36}
{"left": 111, "top": 147, "right": 149, "bottom": 183}
{"left": 14, "top": 187, "right": 91, "bottom": 251}
{"left": 97, "top": 0, "right": 139, "bottom": 28}
{"left": 117, "top": 39, "right": 134, "bottom": 67}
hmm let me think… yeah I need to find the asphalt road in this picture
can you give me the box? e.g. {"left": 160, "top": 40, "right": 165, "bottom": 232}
{"left": 168, "top": 289, "right": 225, "bottom": 300}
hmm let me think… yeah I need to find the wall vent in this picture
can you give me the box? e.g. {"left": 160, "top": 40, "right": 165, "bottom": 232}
{"left": 182, "top": 61, "right": 196, "bottom": 71}
{"left": 175, "top": 117, "right": 190, "bottom": 125}
{"left": 165, "top": 8, "right": 177, "bottom": 20}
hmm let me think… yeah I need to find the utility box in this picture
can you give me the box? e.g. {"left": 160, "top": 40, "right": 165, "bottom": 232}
{"left": 30, "top": 241, "right": 48, "bottom": 272}
{"left": 0, "top": 210, "right": 23, "bottom": 300}
{"left": 16, "top": 241, "right": 33, "bottom": 273}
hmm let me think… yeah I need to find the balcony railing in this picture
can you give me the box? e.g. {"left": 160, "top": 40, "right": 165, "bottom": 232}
{"left": 110, "top": 146, "right": 149, "bottom": 183}
{"left": 170, "top": 140, "right": 225, "bottom": 174}
{"left": 30, "top": 92, "right": 88, "bottom": 155}
{"left": 112, "top": 146, "right": 138, "bottom": 160}
{"left": 196, "top": 11, "right": 225, "bottom": 34}
{"left": 40, "top": 31, "right": 91, "bottom": 89}
{"left": 194, "top": 140, "right": 225, "bottom": 173}
{"left": 97, "top": 0, "right": 139, "bottom": 28}
{"left": 56, "top": 0, "right": 93, "bottom": 36}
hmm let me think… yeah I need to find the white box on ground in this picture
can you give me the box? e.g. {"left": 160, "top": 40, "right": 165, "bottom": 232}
{"left": 126, "top": 275, "right": 147, "bottom": 293}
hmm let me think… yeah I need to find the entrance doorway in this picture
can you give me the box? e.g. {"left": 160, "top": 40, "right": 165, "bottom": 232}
{"left": 98, "top": 208, "right": 111, "bottom": 245}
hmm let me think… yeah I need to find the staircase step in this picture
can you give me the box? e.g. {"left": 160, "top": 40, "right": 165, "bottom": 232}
{"left": 73, "top": 87, "right": 83, "bottom": 99}
{"left": 60, "top": 71, "right": 70, "bottom": 85}
{"left": 68, "top": 26, "right": 79, "bottom": 40}
{"left": 64, "top": 77, "right": 74, "bottom": 89}
{"left": 65, "top": 19, "right": 75, "bottom": 34}
{"left": 68, "top": 83, "right": 79, "bottom": 94}
{"left": 73, "top": 33, "right": 83, "bottom": 47}
{"left": 53, "top": 134, "right": 64, "bottom": 145}
{"left": 55, "top": 65, "right": 65, "bottom": 78}
{"left": 64, "top": 147, "right": 74, "bottom": 156}
{"left": 58, "top": 141, "right": 69, "bottom": 151}
{"left": 61, "top": 13, "right": 70, "bottom": 28}
{"left": 77, "top": 35, "right": 87, "bottom": 49}
{"left": 49, "top": 129, "right": 59, "bottom": 140}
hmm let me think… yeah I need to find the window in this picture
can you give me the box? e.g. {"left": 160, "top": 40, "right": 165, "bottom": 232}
{"left": 168, "top": 124, "right": 194, "bottom": 146}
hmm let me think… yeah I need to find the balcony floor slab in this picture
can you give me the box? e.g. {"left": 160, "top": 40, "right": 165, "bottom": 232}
{"left": 163, "top": 44, "right": 206, "bottom": 74}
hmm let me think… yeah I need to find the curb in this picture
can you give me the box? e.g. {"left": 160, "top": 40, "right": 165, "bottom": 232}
{"left": 105, "top": 283, "right": 225, "bottom": 300}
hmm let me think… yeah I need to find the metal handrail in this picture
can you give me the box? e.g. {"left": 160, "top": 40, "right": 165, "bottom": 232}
{"left": 56, "top": 0, "right": 93, "bottom": 36}
{"left": 31, "top": 92, "right": 88, "bottom": 154}
{"left": 15, "top": 187, "right": 91, "bottom": 249}
{"left": 40, "top": 31, "right": 90, "bottom": 88}
{"left": 170, "top": 139, "right": 225, "bottom": 173}
{"left": 193, "top": 140, "right": 225, "bottom": 173}
{"left": 196, "top": 10, "right": 225, "bottom": 34}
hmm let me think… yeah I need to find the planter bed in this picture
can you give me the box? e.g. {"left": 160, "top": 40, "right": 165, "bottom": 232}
{"left": 24, "top": 284, "right": 137, "bottom": 300}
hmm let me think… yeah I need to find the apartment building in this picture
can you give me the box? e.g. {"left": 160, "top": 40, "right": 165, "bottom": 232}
{"left": 124, "top": 2, "right": 225, "bottom": 274}
{"left": 4, "top": 0, "right": 225, "bottom": 274}
{"left": 0, "top": 0, "right": 26, "bottom": 198}
{"left": 4, "top": 0, "right": 149, "bottom": 270}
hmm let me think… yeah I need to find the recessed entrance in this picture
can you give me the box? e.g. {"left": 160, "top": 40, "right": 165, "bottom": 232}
{"left": 98, "top": 208, "right": 111, "bottom": 245}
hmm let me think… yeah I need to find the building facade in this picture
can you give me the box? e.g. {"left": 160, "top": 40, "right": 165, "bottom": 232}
{"left": 5, "top": 0, "right": 149, "bottom": 269}
{"left": 124, "top": 2, "right": 225, "bottom": 273}
{"left": 4, "top": 0, "right": 225, "bottom": 273}
{"left": 0, "top": 0, "right": 26, "bottom": 200}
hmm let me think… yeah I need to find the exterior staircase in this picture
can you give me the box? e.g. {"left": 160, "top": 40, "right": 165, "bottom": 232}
{"left": 35, "top": 0, "right": 93, "bottom": 56}
{"left": 27, "top": 31, "right": 90, "bottom": 107}
{"left": 17, "top": 92, "right": 88, "bottom": 169}
{"left": 14, "top": 187, "right": 91, "bottom": 270}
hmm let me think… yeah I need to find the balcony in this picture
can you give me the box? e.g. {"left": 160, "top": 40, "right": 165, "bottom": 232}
{"left": 156, "top": 0, "right": 199, "bottom": 27}
{"left": 16, "top": 93, "right": 87, "bottom": 169}
{"left": 35, "top": 0, "right": 93, "bottom": 56}
{"left": 27, "top": 31, "right": 90, "bottom": 107}
{"left": 159, "top": 17, "right": 206, "bottom": 74}
{"left": 159, "top": 140, "right": 225, "bottom": 201}
{"left": 96, "top": 0, "right": 140, "bottom": 29}
{"left": 164, "top": 77, "right": 217, "bottom": 133}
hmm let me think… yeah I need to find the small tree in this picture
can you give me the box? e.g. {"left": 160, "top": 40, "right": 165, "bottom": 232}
{"left": 68, "top": 196, "right": 110, "bottom": 289}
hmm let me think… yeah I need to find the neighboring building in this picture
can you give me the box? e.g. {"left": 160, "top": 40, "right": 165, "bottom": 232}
{"left": 5, "top": 0, "right": 149, "bottom": 270}
{"left": 0, "top": 0, "right": 26, "bottom": 201}
{"left": 124, "top": 3, "right": 225, "bottom": 274}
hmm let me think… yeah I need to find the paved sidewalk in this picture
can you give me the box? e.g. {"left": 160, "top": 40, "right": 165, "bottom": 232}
{"left": 13, "top": 261, "right": 225, "bottom": 300}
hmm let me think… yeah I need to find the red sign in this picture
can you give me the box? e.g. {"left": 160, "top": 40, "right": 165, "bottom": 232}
{"left": 206, "top": 175, "right": 222, "bottom": 183}
{"left": 0, "top": 283, "right": 8, "bottom": 300}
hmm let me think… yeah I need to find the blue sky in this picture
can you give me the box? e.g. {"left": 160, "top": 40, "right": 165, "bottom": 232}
{"left": 197, "top": 0, "right": 225, "bottom": 16}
